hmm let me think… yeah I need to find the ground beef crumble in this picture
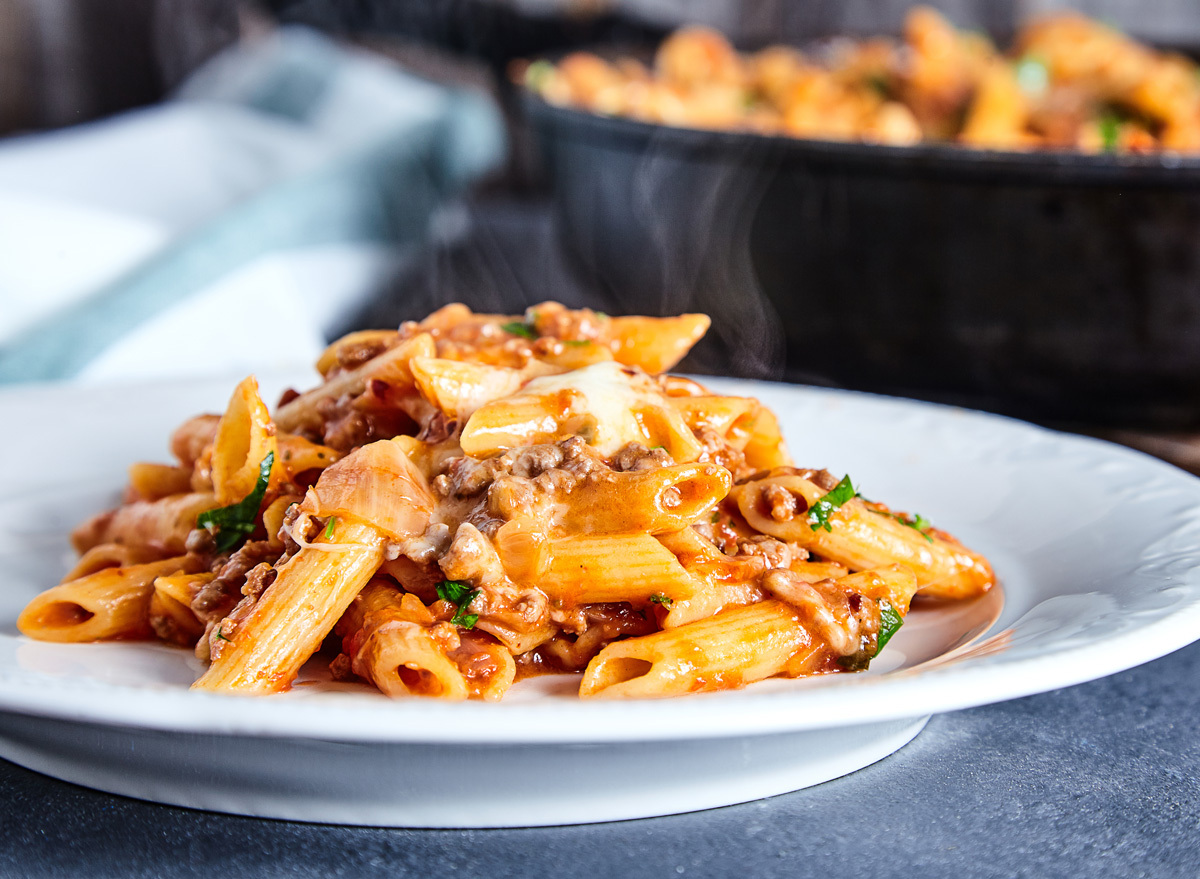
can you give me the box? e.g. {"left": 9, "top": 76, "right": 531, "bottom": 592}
{"left": 191, "top": 539, "right": 276, "bottom": 623}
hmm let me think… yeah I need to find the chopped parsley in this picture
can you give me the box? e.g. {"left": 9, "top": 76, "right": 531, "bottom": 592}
{"left": 876, "top": 600, "right": 904, "bottom": 653}
{"left": 649, "top": 593, "right": 674, "bottom": 608}
{"left": 907, "top": 512, "right": 932, "bottom": 532}
{"left": 501, "top": 320, "right": 537, "bottom": 339}
{"left": 524, "top": 59, "right": 555, "bottom": 91}
{"left": 903, "top": 512, "right": 934, "bottom": 542}
{"left": 807, "top": 475, "right": 856, "bottom": 533}
{"left": 437, "top": 579, "right": 481, "bottom": 629}
{"left": 1014, "top": 55, "right": 1049, "bottom": 95}
{"left": 710, "top": 511, "right": 721, "bottom": 523}
{"left": 196, "top": 451, "right": 274, "bottom": 553}
{"left": 839, "top": 599, "right": 905, "bottom": 670}
{"left": 564, "top": 339, "right": 591, "bottom": 347}
{"left": 324, "top": 516, "right": 338, "bottom": 539}
{"left": 866, "top": 73, "right": 890, "bottom": 97}
{"left": 875, "top": 509, "right": 934, "bottom": 543}
{"left": 594, "top": 311, "right": 609, "bottom": 320}
{"left": 214, "top": 629, "right": 231, "bottom": 643}
{"left": 1099, "top": 112, "right": 1121, "bottom": 153}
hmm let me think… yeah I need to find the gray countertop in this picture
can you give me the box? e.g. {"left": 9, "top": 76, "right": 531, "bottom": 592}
{"left": 2, "top": 639, "right": 1198, "bottom": 878}
{"left": 3, "top": 198, "right": 1199, "bottom": 877}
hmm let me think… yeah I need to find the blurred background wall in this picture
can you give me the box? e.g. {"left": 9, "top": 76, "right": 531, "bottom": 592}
{"left": 0, "top": 0, "right": 238, "bottom": 134}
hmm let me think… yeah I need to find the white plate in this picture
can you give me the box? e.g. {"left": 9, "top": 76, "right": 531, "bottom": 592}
{"left": 2, "top": 375, "right": 1199, "bottom": 827}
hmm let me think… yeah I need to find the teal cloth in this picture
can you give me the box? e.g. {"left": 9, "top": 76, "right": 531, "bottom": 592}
{"left": 0, "top": 29, "right": 504, "bottom": 384}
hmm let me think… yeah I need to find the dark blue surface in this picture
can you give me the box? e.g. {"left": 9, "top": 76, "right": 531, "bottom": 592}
{"left": 2, "top": 640, "right": 1198, "bottom": 879}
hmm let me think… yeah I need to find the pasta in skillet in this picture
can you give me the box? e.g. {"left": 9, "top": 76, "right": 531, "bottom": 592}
{"left": 522, "top": 7, "right": 1200, "bottom": 155}
{"left": 17, "top": 302, "right": 994, "bottom": 700}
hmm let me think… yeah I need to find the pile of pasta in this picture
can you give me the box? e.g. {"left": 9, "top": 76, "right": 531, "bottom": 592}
{"left": 522, "top": 7, "right": 1200, "bottom": 154}
{"left": 18, "top": 303, "right": 994, "bottom": 700}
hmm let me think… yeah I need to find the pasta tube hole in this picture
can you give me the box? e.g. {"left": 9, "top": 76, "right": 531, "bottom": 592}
{"left": 758, "top": 484, "right": 808, "bottom": 522}
{"left": 594, "top": 656, "right": 653, "bottom": 686}
{"left": 32, "top": 602, "right": 95, "bottom": 629}
{"left": 672, "top": 475, "right": 713, "bottom": 507}
{"left": 395, "top": 664, "right": 451, "bottom": 697}
{"left": 652, "top": 465, "right": 733, "bottom": 521}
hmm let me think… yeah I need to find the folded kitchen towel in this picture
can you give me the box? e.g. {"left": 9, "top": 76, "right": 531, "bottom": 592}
{"left": 0, "top": 26, "right": 504, "bottom": 385}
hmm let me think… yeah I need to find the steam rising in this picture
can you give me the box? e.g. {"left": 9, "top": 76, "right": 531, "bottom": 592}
{"left": 360, "top": 122, "right": 788, "bottom": 383}
{"left": 618, "top": 126, "right": 786, "bottom": 380}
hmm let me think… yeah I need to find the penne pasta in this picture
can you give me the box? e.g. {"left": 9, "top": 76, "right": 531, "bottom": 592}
{"left": 498, "top": 530, "right": 701, "bottom": 606}
{"left": 654, "top": 527, "right": 768, "bottom": 627}
{"left": 170, "top": 414, "right": 220, "bottom": 469}
{"left": 605, "top": 314, "right": 711, "bottom": 373}
{"left": 275, "top": 333, "right": 435, "bottom": 435}
{"left": 71, "top": 492, "right": 217, "bottom": 557}
{"left": 580, "top": 600, "right": 819, "bottom": 698}
{"left": 557, "top": 463, "right": 731, "bottom": 535}
{"left": 18, "top": 556, "right": 202, "bottom": 643}
{"left": 668, "top": 396, "right": 757, "bottom": 443}
{"left": 741, "top": 407, "right": 790, "bottom": 470}
{"left": 299, "top": 439, "right": 436, "bottom": 541}
{"left": 461, "top": 361, "right": 702, "bottom": 461}
{"left": 150, "top": 572, "right": 212, "bottom": 645}
{"left": 126, "top": 462, "right": 193, "bottom": 502}
{"left": 338, "top": 582, "right": 515, "bottom": 701}
{"left": 315, "top": 330, "right": 401, "bottom": 377}
{"left": 340, "top": 581, "right": 471, "bottom": 699}
{"left": 410, "top": 357, "right": 559, "bottom": 420}
{"left": 211, "top": 376, "right": 278, "bottom": 505}
{"left": 21, "top": 301, "right": 995, "bottom": 702}
{"left": 192, "top": 519, "right": 387, "bottom": 694}
{"left": 276, "top": 435, "right": 341, "bottom": 480}
{"left": 62, "top": 542, "right": 161, "bottom": 581}
{"left": 734, "top": 471, "right": 994, "bottom": 599}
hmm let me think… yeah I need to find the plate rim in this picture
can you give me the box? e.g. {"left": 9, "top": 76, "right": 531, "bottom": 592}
{"left": 2, "top": 375, "right": 1200, "bottom": 744}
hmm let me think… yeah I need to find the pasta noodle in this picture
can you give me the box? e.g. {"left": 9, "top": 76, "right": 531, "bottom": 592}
{"left": 522, "top": 8, "right": 1200, "bottom": 155}
{"left": 19, "top": 301, "right": 995, "bottom": 699}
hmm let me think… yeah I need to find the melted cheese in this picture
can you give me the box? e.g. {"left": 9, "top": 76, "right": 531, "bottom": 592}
{"left": 461, "top": 362, "right": 702, "bottom": 460}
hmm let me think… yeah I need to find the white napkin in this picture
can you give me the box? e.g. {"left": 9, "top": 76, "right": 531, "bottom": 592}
{"left": 0, "top": 27, "right": 503, "bottom": 385}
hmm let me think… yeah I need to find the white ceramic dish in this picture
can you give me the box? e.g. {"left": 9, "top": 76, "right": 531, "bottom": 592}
{"left": 1, "top": 375, "right": 1199, "bottom": 827}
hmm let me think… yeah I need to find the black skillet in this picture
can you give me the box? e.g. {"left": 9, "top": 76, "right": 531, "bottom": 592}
{"left": 522, "top": 90, "right": 1200, "bottom": 428}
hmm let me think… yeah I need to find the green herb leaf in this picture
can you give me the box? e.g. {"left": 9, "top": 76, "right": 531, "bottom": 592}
{"left": 451, "top": 607, "right": 479, "bottom": 629}
{"left": 324, "top": 516, "right": 338, "bottom": 540}
{"left": 437, "top": 579, "right": 481, "bottom": 629}
{"left": 649, "top": 593, "right": 674, "bottom": 608}
{"left": 710, "top": 511, "right": 721, "bottom": 523}
{"left": 594, "top": 311, "right": 609, "bottom": 320}
{"left": 436, "top": 580, "right": 473, "bottom": 604}
{"left": 876, "top": 600, "right": 904, "bottom": 654}
{"left": 196, "top": 451, "right": 274, "bottom": 553}
{"left": 838, "top": 652, "right": 870, "bottom": 672}
{"left": 1014, "top": 55, "right": 1049, "bottom": 95}
{"left": 1099, "top": 112, "right": 1121, "bottom": 153}
{"left": 874, "top": 508, "right": 935, "bottom": 543}
{"left": 214, "top": 629, "right": 231, "bottom": 643}
{"left": 839, "top": 598, "right": 905, "bottom": 670}
{"left": 501, "top": 320, "right": 537, "bottom": 340}
{"left": 524, "top": 59, "right": 555, "bottom": 91}
{"left": 807, "top": 475, "right": 856, "bottom": 533}
{"left": 866, "top": 73, "right": 890, "bottom": 97}
{"left": 564, "top": 339, "right": 591, "bottom": 347}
